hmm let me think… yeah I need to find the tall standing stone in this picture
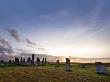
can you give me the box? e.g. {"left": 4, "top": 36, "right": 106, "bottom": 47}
{"left": 32, "top": 54, "right": 35, "bottom": 64}
{"left": 22, "top": 58, "right": 26, "bottom": 65}
{"left": 15, "top": 57, "right": 19, "bottom": 65}
{"left": 45, "top": 58, "right": 47, "bottom": 65}
{"left": 20, "top": 57, "right": 26, "bottom": 66}
{"left": 36, "top": 57, "right": 40, "bottom": 66}
{"left": 26, "top": 57, "right": 32, "bottom": 66}
{"left": 65, "top": 58, "right": 72, "bottom": 71}
{"left": 20, "top": 57, "right": 23, "bottom": 62}
{"left": 23, "top": 58, "right": 25, "bottom": 62}
{"left": 56, "top": 60, "right": 59, "bottom": 67}
{"left": 42, "top": 58, "right": 44, "bottom": 65}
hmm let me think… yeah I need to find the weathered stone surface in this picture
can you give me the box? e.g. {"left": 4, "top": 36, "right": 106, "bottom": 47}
{"left": 95, "top": 62, "right": 108, "bottom": 75}
{"left": 65, "top": 58, "right": 72, "bottom": 71}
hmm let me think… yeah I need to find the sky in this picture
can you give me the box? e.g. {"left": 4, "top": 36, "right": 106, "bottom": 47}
{"left": 0, "top": 0, "right": 110, "bottom": 58}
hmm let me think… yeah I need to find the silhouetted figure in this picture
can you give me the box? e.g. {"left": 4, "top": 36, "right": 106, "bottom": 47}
{"left": 36, "top": 57, "right": 40, "bottom": 66}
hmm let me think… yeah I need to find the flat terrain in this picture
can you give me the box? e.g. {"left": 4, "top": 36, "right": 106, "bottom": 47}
{"left": 0, "top": 64, "right": 110, "bottom": 82}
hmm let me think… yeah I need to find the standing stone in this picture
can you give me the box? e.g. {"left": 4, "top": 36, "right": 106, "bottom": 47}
{"left": 9, "top": 60, "right": 12, "bottom": 63}
{"left": 15, "top": 57, "right": 19, "bottom": 65}
{"left": 26, "top": 57, "right": 32, "bottom": 66}
{"left": 32, "top": 54, "right": 34, "bottom": 64}
{"left": 36, "top": 57, "right": 40, "bottom": 66}
{"left": 56, "top": 60, "right": 59, "bottom": 67}
{"left": 95, "top": 62, "right": 108, "bottom": 75}
{"left": 0, "top": 60, "right": 5, "bottom": 67}
{"left": 20, "top": 57, "right": 23, "bottom": 62}
{"left": 65, "top": 58, "right": 72, "bottom": 71}
{"left": 78, "top": 64, "right": 86, "bottom": 68}
{"left": 42, "top": 58, "right": 44, "bottom": 65}
{"left": 45, "top": 58, "right": 47, "bottom": 64}
{"left": 23, "top": 58, "right": 25, "bottom": 62}
{"left": 12, "top": 60, "right": 14, "bottom": 64}
{"left": 9, "top": 60, "right": 12, "bottom": 64}
{"left": 22, "top": 58, "right": 26, "bottom": 65}
{"left": 20, "top": 57, "right": 26, "bottom": 65}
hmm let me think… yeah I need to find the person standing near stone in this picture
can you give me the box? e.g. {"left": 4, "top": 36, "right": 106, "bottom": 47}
{"left": 20, "top": 57, "right": 23, "bottom": 62}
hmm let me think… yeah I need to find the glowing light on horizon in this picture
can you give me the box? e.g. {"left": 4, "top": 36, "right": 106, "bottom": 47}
{"left": 45, "top": 45, "right": 105, "bottom": 58}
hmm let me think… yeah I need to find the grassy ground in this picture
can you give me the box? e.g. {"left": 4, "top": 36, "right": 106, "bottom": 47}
{"left": 0, "top": 64, "right": 110, "bottom": 82}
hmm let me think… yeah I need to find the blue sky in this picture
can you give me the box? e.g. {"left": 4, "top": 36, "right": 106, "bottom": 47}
{"left": 0, "top": 0, "right": 110, "bottom": 58}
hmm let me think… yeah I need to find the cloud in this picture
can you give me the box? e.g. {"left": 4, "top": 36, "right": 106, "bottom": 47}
{"left": 38, "top": 48, "right": 45, "bottom": 51}
{"left": 0, "top": 36, "right": 13, "bottom": 55}
{"left": 7, "top": 29, "right": 21, "bottom": 42}
{"left": 0, "top": 45, "right": 13, "bottom": 55}
{"left": 0, "top": 45, "right": 8, "bottom": 52}
{"left": 89, "top": 0, "right": 105, "bottom": 28}
{"left": 39, "top": 10, "right": 69, "bottom": 20}
{"left": 25, "top": 38, "right": 36, "bottom": 45}
{"left": 0, "top": 36, "right": 11, "bottom": 48}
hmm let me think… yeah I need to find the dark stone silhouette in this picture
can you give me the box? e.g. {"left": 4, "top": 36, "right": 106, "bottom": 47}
{"left": 32, "top": 54, "right": 34, "bottom": 64}
{"left": 42, "top": 58, "right": 44, "bottom": 65}
{"left": 9, "top": 60, "right": 11, "bottom": 63}
{"left": 0, "top": 60, "right": 5, "bottom": 67}
{"left": 56, "top": 60, "right": 59, "bottom": 67}
{"left": 23, "top": 58, "right": 25, "bottom": 62}
{"left": 27, "top": 57, "right": 32, "bottom": 65}
{"left": 65, "top": 58, "right": 72, "bottom": 71}
{"left": 20, "top": 57, "right": 23, "bottom": 62}
{"left": 15, "top": 57, "right": 19, "bottom": 65}
{"left": 0, "top": 60, "right": 4, "bottom": 63}
{"left": 45, "top": 58, "right": 47, "bottom": 64}
{"left": 36, "top": 57, "right": 40, "bottom": 66}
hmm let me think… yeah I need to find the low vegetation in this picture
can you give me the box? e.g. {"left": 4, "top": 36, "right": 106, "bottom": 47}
{"left": 0, "top": 64, "right": 110, "bottom": 82}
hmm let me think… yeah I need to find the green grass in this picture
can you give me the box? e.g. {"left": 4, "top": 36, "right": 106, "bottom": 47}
{"left": 0, "top": 64, "right": 110, "bottom": 82}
